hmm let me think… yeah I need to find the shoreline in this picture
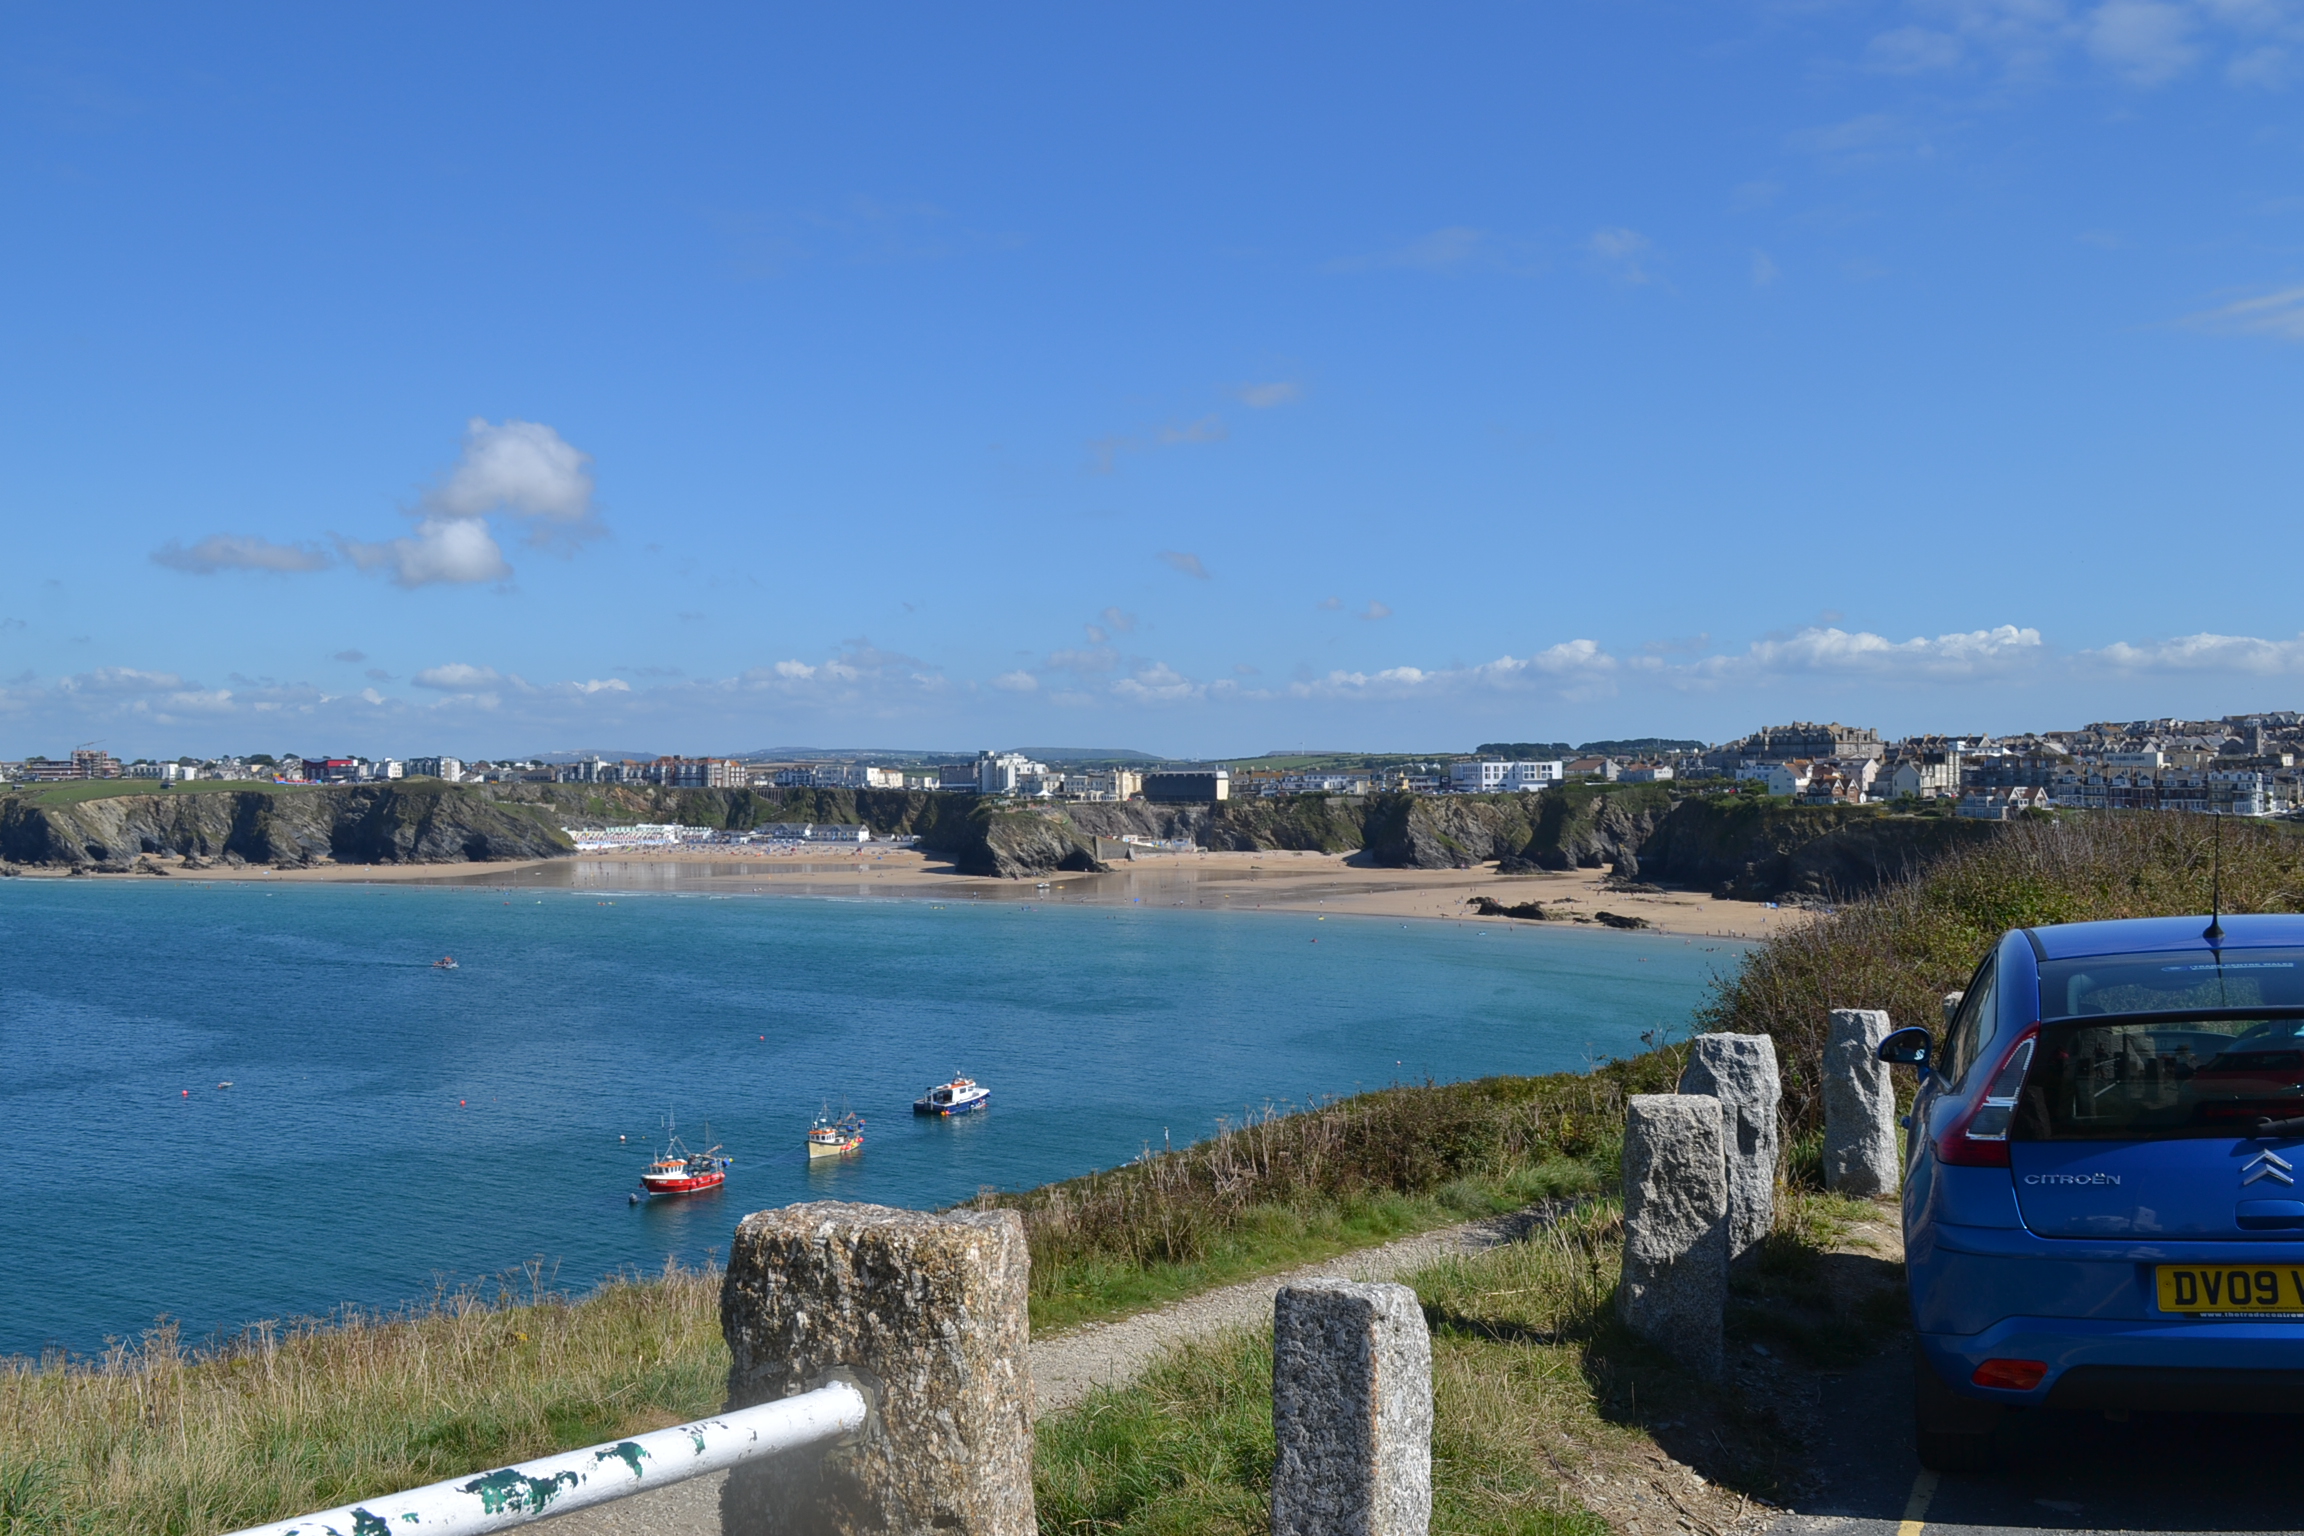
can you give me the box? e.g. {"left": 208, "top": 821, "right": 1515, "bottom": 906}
{"left": 20, "top": 846, "right": 1802, "bottom": 940}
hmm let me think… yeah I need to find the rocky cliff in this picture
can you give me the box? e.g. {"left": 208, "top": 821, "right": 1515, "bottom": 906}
{"left": 0, "top": 784, "right": 575, "bottom": 869}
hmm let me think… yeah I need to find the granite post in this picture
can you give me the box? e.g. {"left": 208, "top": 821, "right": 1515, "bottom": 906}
{"left": 1272, "top": 1279, "right": 1433, "bottom": 1536}
{"left": 719, "top": 1202, "right": 1034, "bottom": 1536}
{"left": 1677, "top": 1032, "right": 1782, "bottom": 1260}
{"left": 1823, "top": 1009, "right": 1900, "bottom": 1198}
{"left": 1617, "top": 1094, "right": 1728, "bottom": 1380}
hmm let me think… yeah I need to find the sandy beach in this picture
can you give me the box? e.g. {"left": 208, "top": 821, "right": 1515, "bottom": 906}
{"left": 90, "top": 845, "right": 1801, "bottom": 941}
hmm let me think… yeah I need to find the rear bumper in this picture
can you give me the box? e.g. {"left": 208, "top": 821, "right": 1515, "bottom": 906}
{"left": 1921, "top": 1316, "right": 2304, "bottom": 1411}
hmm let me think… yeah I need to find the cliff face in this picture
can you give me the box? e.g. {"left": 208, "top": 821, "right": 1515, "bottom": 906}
{"left": 1635, "top": 797, "right": 2001, "bottom": 900}
{"left": 1514, "top": 784, "right": 1676, "bottom": 875}
{"left": 0, "top": 784, "right": 575, "bottom": 869}
{"left": 1361, "top": 794, "right": 1535, "bottom": 869}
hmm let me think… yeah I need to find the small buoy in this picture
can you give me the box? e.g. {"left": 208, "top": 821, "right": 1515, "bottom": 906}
{"left": 629, "top": 1192, "right": 640, "bottom": 1205}
{"left": 181, "top": 1089, "right": 189, "bottom": 1098}
{"left": 620, "top": 1134, "right": 626, "bottom": 1142}
{"left": 460, "top": 1099, "right": 467, "bottom": 1106}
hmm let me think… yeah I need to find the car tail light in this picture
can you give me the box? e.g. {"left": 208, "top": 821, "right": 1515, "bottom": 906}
{"left": 1936, "top": 1025, "right": 2038, "bottom": 1167}
{"left": 1971, "top": 1358, "right": 2047, "bottom": 1391}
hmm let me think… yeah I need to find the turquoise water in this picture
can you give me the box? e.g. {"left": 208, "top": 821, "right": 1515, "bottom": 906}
{"left": 0, "top": 879, "right": 1735, "bottom": 1356}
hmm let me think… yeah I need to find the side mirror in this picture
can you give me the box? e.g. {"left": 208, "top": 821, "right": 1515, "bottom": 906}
{"left": 1878, "top": 1025, "right": 1934, "bottom": 1068}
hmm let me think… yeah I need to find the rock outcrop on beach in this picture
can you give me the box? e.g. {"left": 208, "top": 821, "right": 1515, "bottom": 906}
{"left": 0, "top": 784, "right": 575, "bottom": 868}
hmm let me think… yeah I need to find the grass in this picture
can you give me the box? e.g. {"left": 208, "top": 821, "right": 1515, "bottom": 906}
{"left": 0, "top": 1262, "right": 725, "bottom": 1536}
{"left": 2, "top": 781, "right": 305, "bottom": 809}
{"left": 1037, "top": 1188, "right": 1906, "bottom": 1535}
{"left": 980, "top": 1061, "right": 1688, "bottom": 1333}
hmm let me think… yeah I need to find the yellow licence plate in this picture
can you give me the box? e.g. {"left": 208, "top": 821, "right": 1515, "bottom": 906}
{"left": 2156, "top": 1265, "right": 2304, "bottom": 1313}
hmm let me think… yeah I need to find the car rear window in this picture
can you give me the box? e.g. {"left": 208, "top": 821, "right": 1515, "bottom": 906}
{"left": 2039, "top": 948, "right": 2304, "bottom": 1021}
{"left": 2018, "top": 1017, "right": 2304, "bottom": 1140}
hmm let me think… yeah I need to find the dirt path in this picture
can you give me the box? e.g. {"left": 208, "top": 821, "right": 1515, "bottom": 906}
{"left": 542, "top": 1207, "right": 1548, "bottom": 1534}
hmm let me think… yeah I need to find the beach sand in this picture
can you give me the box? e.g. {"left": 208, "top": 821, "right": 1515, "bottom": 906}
{"left": 94, "top": 845, "right": 1802, "bottom": 940}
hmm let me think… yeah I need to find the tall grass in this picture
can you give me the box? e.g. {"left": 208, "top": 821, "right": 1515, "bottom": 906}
{"left": 985, "top": 1061, "right": 1687, "bottom": 1329}
{"left": 0, "top": 1261, "right": 723, "bottom": 1536}
{"left": 1697, "top": 811, "right": 2304, "bottom": 1137}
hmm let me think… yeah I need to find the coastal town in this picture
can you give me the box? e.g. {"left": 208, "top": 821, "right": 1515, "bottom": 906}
{"left": 6, "top": 709, "right": 2301, "bottom": 822}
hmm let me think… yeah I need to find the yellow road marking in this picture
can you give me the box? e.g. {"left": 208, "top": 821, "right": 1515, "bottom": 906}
{"left": 1896, "top": 1470, "right": 1940, "bottom": 1536}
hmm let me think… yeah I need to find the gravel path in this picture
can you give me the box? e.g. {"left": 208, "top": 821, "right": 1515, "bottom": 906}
{"left": 543, "top": 1206, "right": 1551, "bottom": 1533}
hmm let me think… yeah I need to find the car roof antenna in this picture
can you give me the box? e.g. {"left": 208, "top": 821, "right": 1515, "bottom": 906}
{"left": 2204, "top": 811, "right": 2226, "bottom": 947}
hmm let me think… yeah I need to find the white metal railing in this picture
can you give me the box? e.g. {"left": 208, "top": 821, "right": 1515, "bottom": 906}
{"left": 227, "top": 1380, "right": 868, "bottom": 1536}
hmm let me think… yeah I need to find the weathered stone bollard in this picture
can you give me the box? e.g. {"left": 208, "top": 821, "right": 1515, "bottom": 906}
{"left": 720, "top": 1201, "right": 1033, "bottom": 1536}
{"left": 1823, "top": 1009, "right": 1900, "bottom": 1198}
{"left": 1272, "top": 1279, "right": 1433, "bottom": 1536}
{"left": 1617, "top": 1094, "right": 1728, "bottom": 1381}
{"left": 1677, "top": 1032, "right": 1781, "bottom": 1260}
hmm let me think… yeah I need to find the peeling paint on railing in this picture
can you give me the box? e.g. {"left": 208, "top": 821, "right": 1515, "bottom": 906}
{"left": 223, "top": 1380, "right": 868, "bottom": 1536}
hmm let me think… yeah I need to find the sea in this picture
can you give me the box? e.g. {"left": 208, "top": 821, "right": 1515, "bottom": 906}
{"left": 0, "top": 876, "right": 1739, "bottom": 1357}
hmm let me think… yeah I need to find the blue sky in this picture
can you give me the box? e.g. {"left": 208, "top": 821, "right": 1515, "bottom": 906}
{"left": 3, "top": 2, "right": 2301, "bottom": 761}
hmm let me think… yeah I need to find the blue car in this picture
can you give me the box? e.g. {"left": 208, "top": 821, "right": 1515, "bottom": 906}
{"left": 1879, "top": 911, "right": 2304, "bottom": 1471}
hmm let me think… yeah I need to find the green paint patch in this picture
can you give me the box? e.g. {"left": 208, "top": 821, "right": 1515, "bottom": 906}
{"left": 686, "top": 1429, "right": 707, "bottom": 1456}
{"left": 596, "top": 1440, "right": 650, "bottom": 1480}
{"left": 457, "top": 1467, "right": 579, "bottom": 1515}
{"left": 350, "top": 1510, "right": 392, "bottom": 1536}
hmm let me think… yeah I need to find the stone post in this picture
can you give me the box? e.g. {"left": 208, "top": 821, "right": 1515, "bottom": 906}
{"left": 1677, "top": 1032, "right": 1781, "bottom": 1259}
{"left": 719, "top": 1201, "right": 1034, "bottom": 1536}
{"left": 1942, "top": 991, "right": 1965, "bottom": 1029}
{"left": 1617, "top": 1094, "right": 1728, "bottom": 1381}
{"left": 1272, "top": 1279, "right": 1433, "bottom": 1536}
{"left": 1823, "top": 1009, "right": 1900, "bottom": 1198}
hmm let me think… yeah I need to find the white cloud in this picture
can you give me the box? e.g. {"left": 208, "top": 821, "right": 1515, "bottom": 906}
{"left": 1587, "top": 226, "right": 1655, "bottom": 284}
{"left": 2228, "top": 41, "right": 2292, "bottom": 84}
{"left": 2087, "top": 0, "right": 2200, "bottom": 83}
{"left": 1359, "top": 600, "right": 1393, "bottom": 621}
{"left": 429, "top": 418, "right": 597, "bottom": 542}
{"left": 991, "top": 670, "right": 1040, "bottom": 692}
{"left": 1158, "top": 416, "right": 1228, "bottom": 446}
{"left": 1329, "top": 226, "right": 1540, "bottom": 276}
{"left": 570, "top": 678, "right": 630, "bottom": 694}
{"left": 1110, "top": 662, "right": 1203, "bottom": 704}
{"left": 1286, "top": 640, "right": 1622, "bottom": 703}
{"left": 1867, "top": 25, "right": 1965, "bottom": 72}
{"left": 2183, "top": 284, "right": 2304, "bottom": 341}
{"left": 1689, "top": 625, "right": 2045, "bottom": 683}
{"left": 341, "top": 517, "right": 512, "bottom": 588}
{"left": 1234, "top": 380, "right": 1302, "bottom": 409}
{"left": 772, "top": 660, "right": 816, "bottom": 680}
{"left": 61, "top": 666, "right": 187, "bottom": 694}
{"left": 2083, "top": 631, "right": 2304, "bottom": 673}
{"left": 151, "top": 534, "right": 333, "bottom": 575}
{"left": 1047, "top": 646, "right": 1119, "bottom": 674}
{"left": 413, "top": 662, "right": 503, "bottom": 691}
{"left": 1099, "top": 606, "right": 1138, "bottom": 634}
{"left": 1751, "top": 249, "right": 1780, "bottom": 287}
{"left": 1159, "top": 550, "right": 1212, "bottom": 580}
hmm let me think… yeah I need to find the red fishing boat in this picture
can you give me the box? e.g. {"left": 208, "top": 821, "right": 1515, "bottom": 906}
{"left": 639, "top": 1118, "right": 730, "bottom": 1196}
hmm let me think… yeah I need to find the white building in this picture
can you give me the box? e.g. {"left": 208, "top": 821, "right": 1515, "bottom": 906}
{"left": 1617, "top": 762, "right": 1673, "bottom": 784}
{"left": 1450, "top": 759, "right": 1563, "bottom": 793}
{"left": 406, "top": 757, "right": 464, "bottom": 782}
{"left": 976, "top": 751, "right": 1048, "bottom": 795}
{"left": 125, "top": 762, "right": 196, "bottom": 782}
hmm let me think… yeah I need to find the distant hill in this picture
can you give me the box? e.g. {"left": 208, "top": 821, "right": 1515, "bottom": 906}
{"left": 1013, "top": 746, "right": 1166, "bottom": 763}
{"left": 1473, "top": 738, "right": 1707, "bottom": 759}
{"left": 532, "top": 748, "right": 661, "bottom": 764}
